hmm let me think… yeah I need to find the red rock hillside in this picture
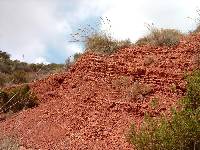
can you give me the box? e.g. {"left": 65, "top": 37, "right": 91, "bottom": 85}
{"left": 1, "top": 34, "right": 200, "bottom": 149}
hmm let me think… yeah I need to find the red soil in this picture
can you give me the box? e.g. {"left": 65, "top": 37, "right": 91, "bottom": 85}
{"left": 1, "top": 34, "right": 200, "bottom": 149}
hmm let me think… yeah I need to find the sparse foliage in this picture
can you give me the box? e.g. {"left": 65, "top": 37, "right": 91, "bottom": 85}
{"left": 0, "top": 73, "right": 7, "bottom": 87}
{"left": 11, "top": 71, "right": 28, "bottom": 84}
{"left": 85, "top": 33, "right": 132, "bottom": 54}
{"left": 150, "top": 98, "right": 159, "bottom": 109}
{"left": 0, "top": 85, "right": 39, "bottom": 113}
{"left": 70, "top": 17, "right": 132, "bottom": 54}
{"left": 112, "top": 76, "right": 152, "bottom": 101}
{"left": 143, "top": 57, "right": 154, "bottom": 66}
{"left": 136, "top": 26, "right": 182, "bottom": 47}
{"left": 127, "top": 82, "right": 152, "bottom": 100}
{"left": 182, "top": 70, "right": 200, "bottom": 110}
{"left": 73, "top": 52, "right": 82, "bottom": 61}
{"left": 0, "top": 50, "right": 10, "bottom": 60}
{"left": 0, "top": 51, "right": 64, "bottom": 86}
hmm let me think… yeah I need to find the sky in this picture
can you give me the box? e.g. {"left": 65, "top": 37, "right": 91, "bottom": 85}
{"left": 0, "top": 0, "right": 200, "bottom": 64}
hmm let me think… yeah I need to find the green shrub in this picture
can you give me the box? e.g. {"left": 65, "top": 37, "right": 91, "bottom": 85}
{"left": 136, "top": 28, "right": 182, "bottom": 47}
{"left": 0, "top": 51, "right": 10, "bottom": 60}
{"left": 129, "top": 109, "right": 200, "bottom": 150}
{"left": 129, "top": 70, "right": 200, "bottom": 150}
{"left": 0, "top": 50, "right": 65, "bottom": 87}
{"left": 85, "top": 33, "right": 131, "bottom": 54}
{"left": 12, "top": 61, "right": 31, "bottom": 72}
{"left": 135, "top": 37, "right": 150, "bottom": 46}
{"left": 73, "top": 52, "right": 82, "bottom": 62}
{"left": 29, "top": 63, "right": 43, "bottom": 72}
{"left": 0, "top": 61, "right": 11, "bottom": 74}
{"left": 183, "top": 70, "right": 200, "bottom": 110}
{"left": 0, "top": 85, "right": 38, "bottom": 113}
{"left": 70, "top": 19, "right": 132, "bottom": 55}
{"left": 11, "top": 71, "right": 28, "bottom": 84}
{"left": 0, "top": 73, "right": 7, "bottom": 87}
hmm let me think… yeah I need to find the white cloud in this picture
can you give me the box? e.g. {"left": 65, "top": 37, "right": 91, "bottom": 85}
{"left": 101, "top": 0, "right": 200, "bottom": 41}
{"left": 0, "top": 0, "right": 110, "bottom": 63}
{"left": 34, "top": 57, "right": 50, "bottom": 64}
{"left": 0, "top": 0, "right": 72, "bottom": 63}
{"left": 1, "top": 0, "right": 200, "bottom": 63}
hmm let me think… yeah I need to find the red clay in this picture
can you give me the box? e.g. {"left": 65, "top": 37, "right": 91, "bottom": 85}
{"left": 1, "top": 34, "right": 200, "bottom": 149}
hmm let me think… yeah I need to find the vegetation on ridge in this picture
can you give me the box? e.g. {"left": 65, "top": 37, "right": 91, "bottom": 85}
{"left": 70, "top": 18, "right": 133, "bottom": 55}
{"left": 0, "top": 50, "right": 65, "bottom": 87}
{"left": 136, "top": 26, "right": 183, "bottom": 47}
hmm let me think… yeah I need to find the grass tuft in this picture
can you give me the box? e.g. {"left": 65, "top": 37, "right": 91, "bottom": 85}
{"left": 136, "top": 27, "right": 182, "bottom": 47}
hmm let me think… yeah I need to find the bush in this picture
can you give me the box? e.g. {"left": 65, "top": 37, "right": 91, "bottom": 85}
{"left": 128, "top": 70, "right": 200, "bottom": 150}
{"left": 0, "top": 85, "right": 39, "bottom": 113}
{"left": 70, "top": 18, "right": 132, "bottom": 55}
{"left": 182, "top": 70, "right": 200, "bottom": 110}
{"left": 0, "top": 73, "right": 7, "bottom": 87}
{"left": 73, "top": 52, "right": 82, "bottom": 62}
{"left": 0, "top": 50, "right": 65, "bottom": 87}
{"left": 11, "top": 61, "right": 31, "bottom": 72}
{"left": 0, "top": 51, "right": 10, "bottom": 60}
{"left": 0, "top": 61, "right": 11, "bottom": 74}
{"left": 11, "top": 71, "right": 28, "bottom": 84}
{"left": 136, "top": 28, "right": 182, "bottom": 47}
{"left": 128, "top": 82, "right": 152, "bottom": 100}
{"left": 85, "top": 33, "right": 132, "bottom": 54}
{"left": 129, "top": 109, "right": 200, "bottom": 150}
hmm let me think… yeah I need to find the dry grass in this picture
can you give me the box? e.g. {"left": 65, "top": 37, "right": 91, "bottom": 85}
{"left": 136, "top": 28, "right": 183, "bottom": 47}
{"left": 127, "top": 82, "right": 152, "bottom": 101}
{"left": 143, "top": 57, "right": 154, "bottom": 66}
{"left": 0, "top": 136, "right": 19, "bottom": 150}
{"left": 70, "top": 18, "right": 132, "bottom": 55}
{"left": 112, "top": 76, "right": 152, "bottom": 101}
{"left": 85, "top": 33, "right": 132, "bottom": 54}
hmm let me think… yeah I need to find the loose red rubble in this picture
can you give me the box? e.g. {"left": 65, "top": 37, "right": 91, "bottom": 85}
{"left": 1, "top": 34, "right": 200, "bottom": 150}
